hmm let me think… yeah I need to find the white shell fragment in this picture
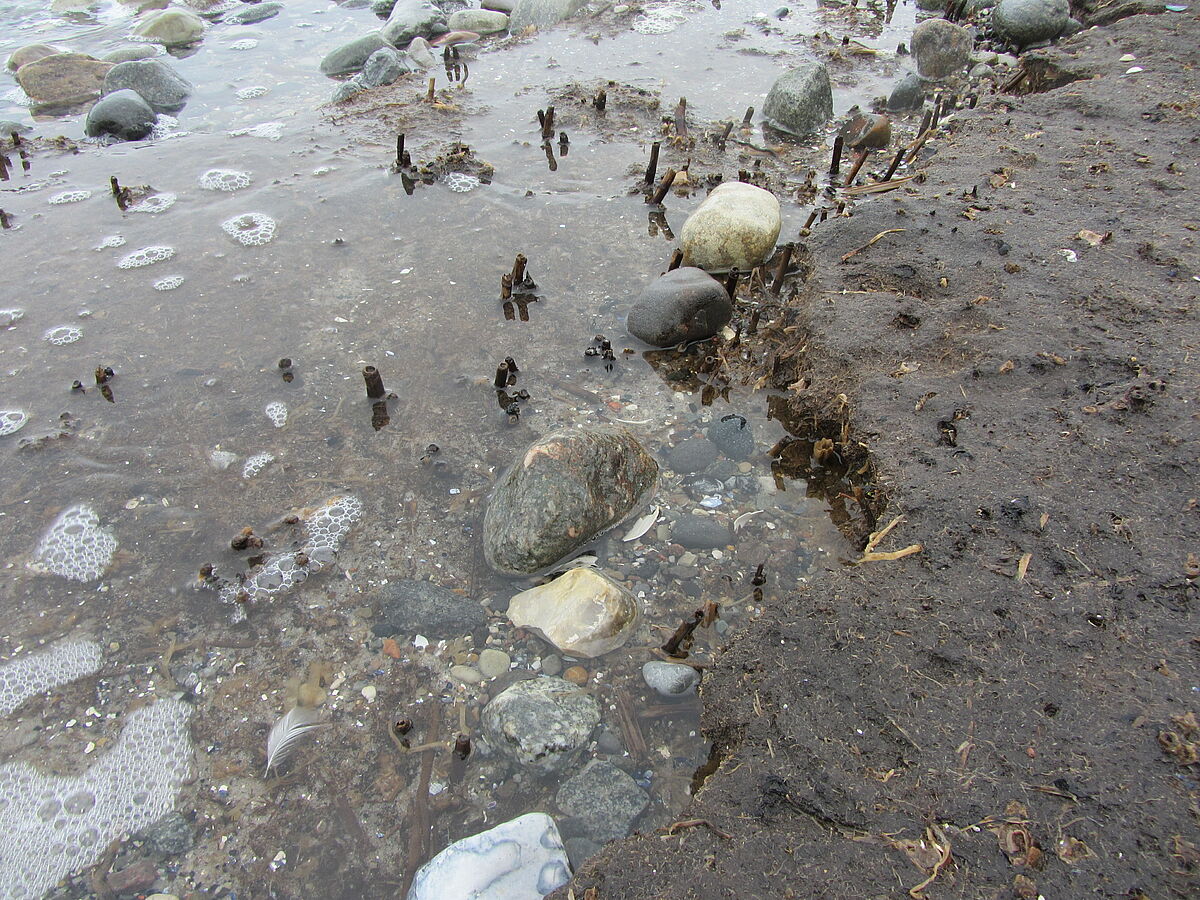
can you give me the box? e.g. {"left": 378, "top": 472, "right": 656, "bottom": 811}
{"left": 622, "top": 504, "right": 660, "bottom": 542}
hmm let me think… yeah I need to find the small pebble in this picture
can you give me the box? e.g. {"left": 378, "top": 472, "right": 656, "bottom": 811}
{"left": 450, "top": 665, "right": 483, "bottom": 684}
{"left": 563, "top": 666, "right": 589, "bottom": 685}
{"left": 478, "top": 648, "right": 511, "bottom": 678}
{"left": 541, "top": 655, "right": 563, "bottom": 676}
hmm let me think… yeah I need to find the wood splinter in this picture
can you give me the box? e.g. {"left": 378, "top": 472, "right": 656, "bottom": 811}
{"left": 648, "top": 168, "right": 677, "bottom": 205}
{"left": 662, "top": 610, "right": 703, "bottom": 657}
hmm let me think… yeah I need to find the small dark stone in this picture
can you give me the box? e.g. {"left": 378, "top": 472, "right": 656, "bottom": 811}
{"left": 706, "top": 413, "right": 755, "bottom": 460}
{"left": 84, "top": 89, "right": 156, "bottom": 141}
{"left": 106, "top": 858, "right": 158, "bottom": 896}
{"left": 627, "top": 267, "right": 732, "bottom": 347}
{"left": 137, "top": 810, "right": 194, "bottom": 856}
{"left": 374, "top": 578, "right": 487, "bottom": 637}
{"left": 888, "top": 73, "right": 926, "bottom": 111}
{"left": 671, "top": 517, "right": 734, "bottom": 550}
{"left": 667, "top": 438, "right": 718, "bottom": 473}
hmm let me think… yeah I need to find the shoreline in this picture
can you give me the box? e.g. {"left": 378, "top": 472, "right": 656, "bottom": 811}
{"left": 565, "top": 8, "right": 1200, "bottom": 898}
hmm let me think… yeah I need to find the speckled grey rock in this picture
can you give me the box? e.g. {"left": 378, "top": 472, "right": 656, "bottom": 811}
{"left": 671, "top": 517, "right": 734, "bottom": 550}
{"left": 483, "top": 0, "right": 517, "bottom": 11}
{"left": 564, "top": 837, "right": 603, "bottom": 870}
{"left": 627, "top": 267, "right": 732, "bottom": 347}
{"left": 226, "top": 2, "right": 284, "bottom": 25}
{"left": 911, "top": 18, "right": 972, "bottom": 78}
{"left": 102, "top": 59, "right": 192, "bottom": 113}
{"left": 320, "top": 32, "right": 389, "bottom": 77}
{"left": 706, "top": 413, "right": 755, "bottom": 460}
{"left": 15, "top": 53, "right": 112, "bottom": 108}
{"left": 137, "top": 811, "right": 194, "bottom": 855}
{"left": 762, "top": 62, "right": 833, "bottom": 137}
{"left": 556, "top": 760, "right": 649, "bottom": 841}
{"left": 448, "top": 8, "right": 509, "bottom": 32}
{"left": 7, "top": 44, "right": 63, "bottom": 72}
{"left": 358, "top": 46, "right": 406, "bottom": 87}
{"left": 483, "top": 426, "right": 659, "bottom": 576}
{"left": 84, "top": 89, "right": 156, "bottom": 140}
{"left": 133, "top": 9, "right": 206, "bottom": 47}
{"left": 405, "top": 36, "right": 437, "bottom": 68}
{"left": 508, "top": 0, "right": 588, "bottom": 30}
{"left": 381, "top": 0, "right": 448, "bottom": 47}
{"left": 888, "top": 72, "right": 927, "bottom": 111}
{"left": 667, "top": 438, "right": 718, "bottom": 474}
{"left": 642, "top": 660, "right": 700, "bottom": 696}
{"left": 992, "top": 0, "right": 1069, "bottom": 47}
{"left": 482, "top": 677, "right": 601, "bottom": 771}
{"left": 374, "top": 578, "right": 487, "bottom": 637}
{"left": 372, "top": 0, "right": 397, "bottom": 14}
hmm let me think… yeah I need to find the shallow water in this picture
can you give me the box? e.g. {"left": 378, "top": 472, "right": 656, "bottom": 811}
{"left": 1, "top": 0, "right": 915, "bottom": 895}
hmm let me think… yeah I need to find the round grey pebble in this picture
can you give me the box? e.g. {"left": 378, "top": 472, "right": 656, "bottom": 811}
{"left": 667, "top": 438, "right": 718, "bottom": 473}
{"left": 671, "top": 517, "right": 734, "bottom": 550}
{"left": 706, "top": 414, "right": 754, "bottom": 460}
{"left": 642, "top": 660, "right": 700, "bottom": 696}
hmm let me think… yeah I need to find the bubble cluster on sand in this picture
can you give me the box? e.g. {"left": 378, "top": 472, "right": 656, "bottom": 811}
{"left": 236, "top": 86, "right": 268, "bottom": 100}
{"left": 265, "top": 401, "right": 288, "bottom": 428}
{"left": 117, "top": 246, "right": 175, "bottom": 269}
{"left": 47, "top": 190, "right": 91, "bottom": 205}
{"left": 0, "top": 640, "right": 104, "bottom": 716}
{"left": 632, "top": 6, "right": 688, "bottom": 33}
{"left": 0, "top": 698, "right": 193, "bottom": 899}
{"left": 230, "top": 38, "right": 258, "bottom": 50}
{"left": 94, "top": 235, "right": 126, "bottom": 250}
{"left": 199, "top": 168, "right": 251, "bottom": 192}
{"left": 150, "top": 114, "right": 187, "bottom": 142}
{"left": 221, "top": 212, "right": 276, "bottom": 246}
{"left": 29, "top": 504, "right": 118, "bottom": 582}
{"left": 242, "top": 452, "right": 275, "bottom": 479}
{"left": 228, "top": 122, "right": 283, "bottom": 141}
{"left": 129, "top": 192, "right": 177, "bottom": 214}
{"left": 218, "top": 494, "right": 363, "bottom": 605}
{"left": 445, "top": 172, "right": 481, "bottom": 193}
{"left": 0, "top": 410, "right": 29, "bottom": 437}
{"left": 153, "top": 275, "right": 184, "bottom": 291}
{"left": 43, "top": 326, "right": 82, "bottom": 346}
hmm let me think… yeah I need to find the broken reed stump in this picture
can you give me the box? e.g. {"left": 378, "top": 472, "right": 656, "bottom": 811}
{"left": 662, "top": 610, "right": 703, "bottom": 657}
{"left": 644, "top": 140, "right": 661, "bottom": 186}
{"left": 0, "top": 209, "right": 8, "bottom": 229}
{"left": 829, "top": 135, "right": 844, "bottom": 177}
{"left": 741, "top": 106, "right": 754, "bottom": 128}
{"left": 363, "top": 366, "right": 386, "bottom": 399}
{"left": 771, "top": 243, "right": 794, "bottom": 294}
{"left": 882, "top": 146, "right": 906, "bottom": 182}
{"left": 648, "top": 168, "right": 677, "bottom": 205}
{"left": 540, "top": 106, "right": 555, "bottom": 140}
{"left": 511, "top": 253, "right": 527, "bottom": 285}
{"left": 0, "top": 152, "right": 8, "bottom": 181}
{"left": 716, "top": 121, "right": 734, "bottom": 152}
{"left": 843, "top": 150, "right": 869, "bottom": 187}
{"left": 426, "top": 77, "right": 435, "bottom": 102}
{"left": 673, "top": 97, "right": 688, "bottom": 138}
{"left": 500, "top": 272, "right": 513, "bottom": 300}
{"left": 395, "top": 134, "right": 405, "bottom": 169}
{"left": 667, "top": 248, "right": 683, "bottom": 271}
{"left": 593, "top": 89, "right": 607, "bottom": 110}
{"left": 723, "top": 267, "right": 740, "bottom": 298}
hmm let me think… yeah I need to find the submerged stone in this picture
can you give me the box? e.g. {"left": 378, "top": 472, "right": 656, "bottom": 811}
{"left": 483, "top": 425, "right": 659, "bottom": 576}
{"left": 507, "top": 567, "right": 639, "bottom": 658}
{"left": 888, "top": 72, "right": 927, "bottom": 111}
{"left": 508, "top": 0, "right": 588, "bottom": 30}
{"left": 359, "top": 47, "right": 407, "bottom": 87}
{"left": 226, "top": 2, "right": 284, "bottom": 25}
{"left": 448, "top": 8, "right": 509, "bottom": 32}
{"left": 16, "top": 53, "right": 112, "bottom": 109}
{"left": 103, "top": 59, "right": 192, "bottom": 113}
{"left": 556, "top": 760, "right": 649, "bottom": 841}
{"left": 642, "top": 660, "right": 700, "bottom": 696}
{"left": 482, "top": 677, "right": 601, "bottom": 771}
{"left": 407, "top": 813, "right": 570, "bottom": 900}
{"left": 374, "top": 578, "right": 488, "bottom": 638}
{"left": 320, "top": 32, "right": 390, "bottom": 77}
{"left": 133, "top": 9, "right": 207, "bottom": 47}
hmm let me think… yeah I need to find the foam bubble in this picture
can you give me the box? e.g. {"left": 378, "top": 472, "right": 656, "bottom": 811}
{"left": 30, "top": 505, "right": 118, "bottom": 582}
{"left": 265, "top": 401, "right": 287, "bottom": 428}
{"left": 43, "top": 326, "right": 82, "bottom": 346}
{"left": 0, "top": 308, "right": 24, "bottom": 326}
{"left": 218, "top": 494, "right": 362, "bottom": 605}
{"left": 236, "top": 86, "right": 268, "bottom": 100}
{"left": 153, "top": 275, "right": 184, "bottom": 291}
{"left": 445, "top": 172, "right": 480, "bottom": 193}
{"left": 117, "top": 246, "right": 175, "bottom": 269}
{"left": 0, "top": 699, "right": 193, "bottom": 899}
{"left": 94, "top": 235, "right": 126, "bottom": 251}
{"left": 631, "top": 7, "right": 688, "bottom": 33}
{"left": 221, "top": 213, "right": 276, "bottom": 246}
{"left": 199, "top": 168, "right": 251, "bottom": 192}
{"left": 150, "top": 114, "right": 188, "bottom": 142}
{"left": 230, "top": 38, "right": 258, "bottom": 50}
{"left": 0, "top": 410, "right": 29, "bottom": 437}
{"left": 47, "top": 190, "right": 91, "bottom": 205}
{"left": 228, "top": 122, "right": 284, "bottom": 141}
{"left": 0, "top": 640, "right": 103, "bottom": 716}
{"left": 128, "top": 192, "right": 177, "bottom": 214}
{"left": 242, "top": 452, "right": 275, "bottom": 479}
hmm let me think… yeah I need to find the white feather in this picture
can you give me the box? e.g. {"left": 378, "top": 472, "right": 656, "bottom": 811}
{"left": 264, "top": 706, "right": 327, "bottom": 775}
{"left": 622, "top": 504, "right": 660, "bottom": 542}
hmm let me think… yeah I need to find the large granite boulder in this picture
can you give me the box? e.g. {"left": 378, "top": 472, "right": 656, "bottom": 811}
{"left": 320, "top": 32, "right": 390, "bottom": 77}
{"left": 911, "top": 18, "right": 972, "bottom": 78}
{"left": 133, "top": 9, "right": 206, "bottom": 47}
{"left": 482, "top": 677, "right": 601, "bottom": 771}
{"left": 381, "top": 0, "right": 448, "bottom": 47}
{"left": 448, "top": 9, "right": 509, "bottom": 33}
{"left": 483, "top": 426, "right": 658, "bottom": 576}
{"left": 7, "top": 44, "right": 65, "bottom": 72}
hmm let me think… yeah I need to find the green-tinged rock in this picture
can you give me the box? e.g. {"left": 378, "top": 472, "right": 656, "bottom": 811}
{"left": 320, "top": 32, "right": 389, "bottom": 77}
{"left": 762, "top": 62, "right": 833, "bottom": 137}
{"left": 133, "top": 9, "right": 206, "bottom": 46}
{"left": 447, "top": 9, "right": 509, "bottom": 33}
{"left": 483, "top": 426, "right": 658, "bottom": 575}
{"left": 7, "top": 44, "right": 64, "bottom": 72}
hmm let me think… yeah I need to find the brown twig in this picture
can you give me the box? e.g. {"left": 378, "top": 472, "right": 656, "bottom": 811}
{"left": 659, "top": 818, "right": 733, "bottom": 840}
{"left": 840, "top": 229, "right": 905, "bottom": 263}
